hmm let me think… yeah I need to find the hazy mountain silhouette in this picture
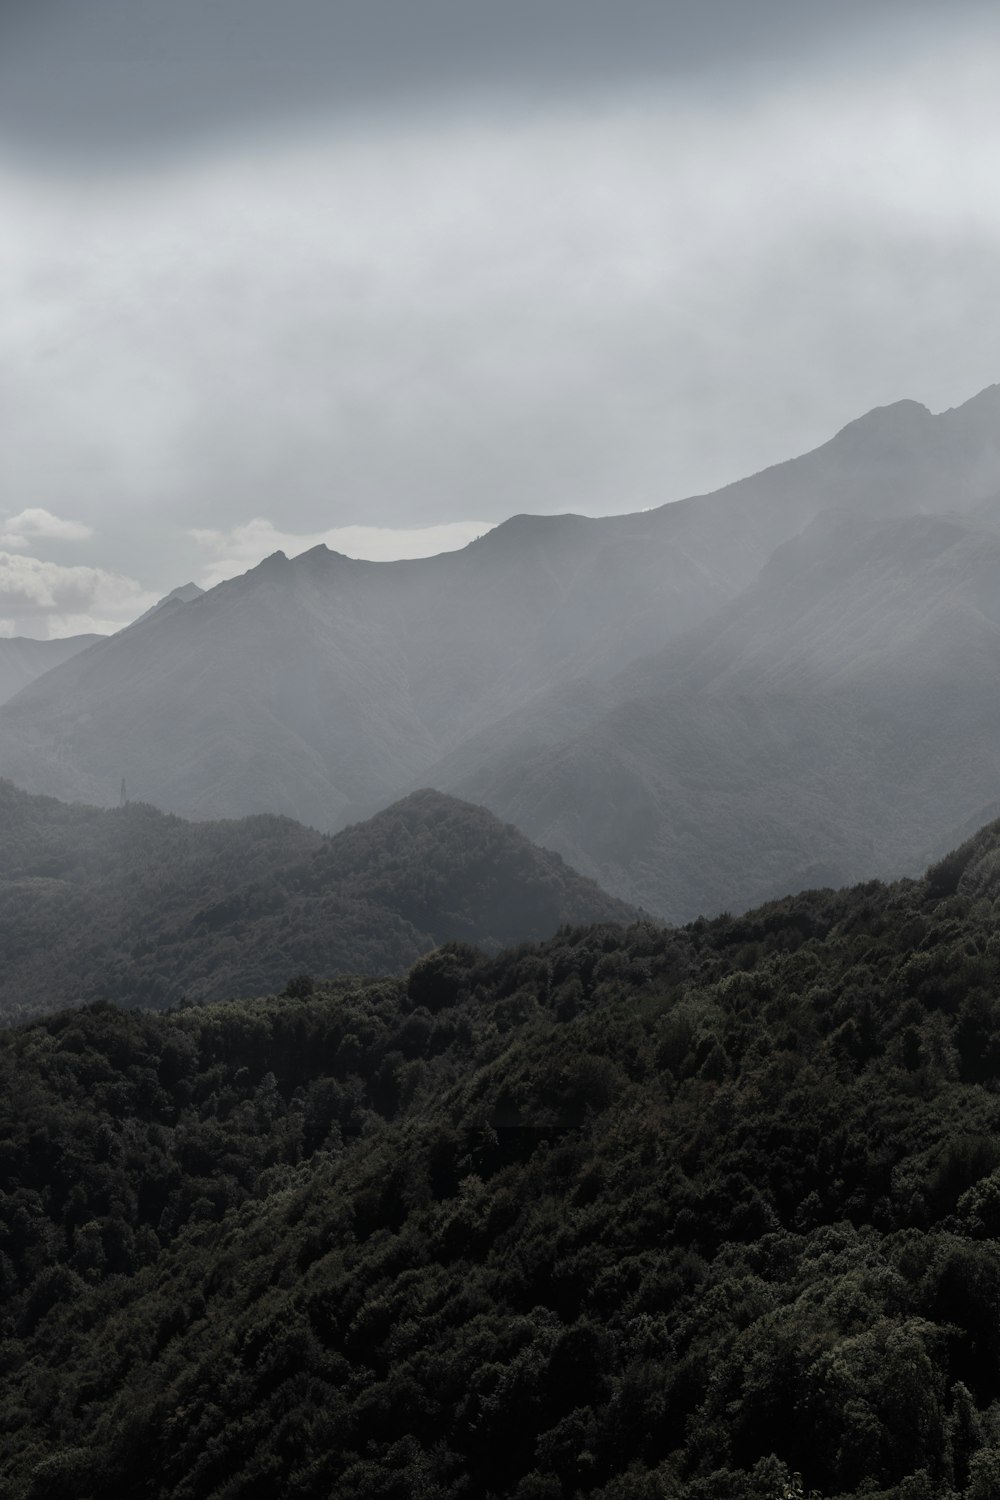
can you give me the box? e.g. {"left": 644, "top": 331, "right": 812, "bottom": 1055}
{"left": 0, "top": 634, "right": 100, "bottom": 708}
{"left": 0, "top": 782, "right": 636, "bottom": 1020}
{"left": 0, "top": 385, "right": 998, "bottom": 914}
{"left": 132, "top": 580, "right": 205, "bottom": 626}
{"left": 433, "top": 502, "right": 1000, "bottom": 917}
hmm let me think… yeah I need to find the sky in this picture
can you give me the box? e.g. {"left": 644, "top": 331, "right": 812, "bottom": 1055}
{"left": 2, "top": 0, "right": 1000, "bottom": 635}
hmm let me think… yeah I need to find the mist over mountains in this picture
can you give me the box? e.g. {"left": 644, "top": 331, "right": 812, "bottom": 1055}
{"left": 435, "top": 501, "right": 1000, "bottom": 916}
{"left": 1, "top": 383, "right": 999, "bottom": 921}
{"left": 0, "top": 633, "right": 100, "bottom": 708}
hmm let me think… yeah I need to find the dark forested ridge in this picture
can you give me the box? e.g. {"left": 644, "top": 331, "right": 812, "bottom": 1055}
{"left": 0, "top": 782, "right": 635, "bottom": 1021}
{"left": 7, "top": 823, "right": 1000, "bottom": 1496}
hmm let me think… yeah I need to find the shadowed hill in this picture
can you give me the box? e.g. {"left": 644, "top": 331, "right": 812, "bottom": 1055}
{"left": 0, "top": 783, "right": 636, "bottom": 1021}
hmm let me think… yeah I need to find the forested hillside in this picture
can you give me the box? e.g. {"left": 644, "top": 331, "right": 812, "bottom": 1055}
{"left": 0, "top": 783, "right": 634, "bottom": 1021}
{"left": 5, "top": 822, "right": 1000, "bottom": 1496}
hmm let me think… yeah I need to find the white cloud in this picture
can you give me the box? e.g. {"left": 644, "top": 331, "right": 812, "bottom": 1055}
{"left": 0, "top": 551, "right": 157, "bottom": 638}
{"left": 0, "top": 507, "right": 94, "bottom": 549}
{"left": 189, "top": 517, "right": 496, "bottom": 587}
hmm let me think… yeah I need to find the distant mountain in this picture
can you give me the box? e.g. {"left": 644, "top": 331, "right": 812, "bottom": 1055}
{"left": 0, "top": 586, "right": 204, "bottom": 711}
{"left": 1, "top": 385, "right": 999, "bottom": 925}
{"left": 1, "top": 386, "right": 997, "bottom": 833}
{"left": 0, "top": 783, "right": 636, "bottom": 1020}
{"left": 430, "top": 502, "right": 1000, "bottom": 918}
{"left": 0, "top": 517, "right": 742, "bottom": 825}
{"left": 132, "top": 580, "right": 205, "bottom": 626}
{"left": 0, "top": 633, "right": 100, "bottom": 707}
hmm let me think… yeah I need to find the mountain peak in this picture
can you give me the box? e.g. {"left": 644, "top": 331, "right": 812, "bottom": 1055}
{"left": 292, "top": 543, "right": 357, "bottom": 570}
{"left": 832, "top": 398, "right": 932, "bottom": 449}
{"left": 167, "top": 582, "right": 205, "bottom": 603}
{"left": 469, "top": 512, "right": 591, "bottom": 552}
{"left": 131, "top": 580, "right": 206, "bottom": 628}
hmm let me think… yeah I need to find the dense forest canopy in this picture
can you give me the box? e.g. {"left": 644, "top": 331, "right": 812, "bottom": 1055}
{"left": 0, "top": 781, "right": 635, "bottom": 1022}
{"left": 5, "top": 820, "right": 1000, "bottom": 1495}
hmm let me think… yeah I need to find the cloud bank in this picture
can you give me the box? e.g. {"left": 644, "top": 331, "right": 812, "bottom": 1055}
{"left": 0, "top": 508, "right": 94, "bottom": 548}
{"left": 2, "top": 11, "right": 1000, "bottom": 626}
{"left": 0, "top": 553, "right": 156, "bottom": 638}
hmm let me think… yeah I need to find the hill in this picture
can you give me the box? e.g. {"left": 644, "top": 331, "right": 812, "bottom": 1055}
{"left": 5, "top": 826, "right": 1000, "bottom": 1495}
{"left": 1, "top": 387, "right": 998, "bottom": 837}
{"left": 0, "top": 783, "right": 636, "bottom": 1021}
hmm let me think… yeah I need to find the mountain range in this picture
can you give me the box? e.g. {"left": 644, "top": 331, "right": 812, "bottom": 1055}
{"left": 2, "top": 383, "right": 999, "bottom": 920}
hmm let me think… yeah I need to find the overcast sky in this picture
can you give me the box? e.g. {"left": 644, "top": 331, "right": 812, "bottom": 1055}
{"left": 2, "top": 0, "right": 1000, "bottom": 635}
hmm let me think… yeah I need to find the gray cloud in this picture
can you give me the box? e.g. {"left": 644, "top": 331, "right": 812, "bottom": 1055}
{"left": 2, "top": 3, "right": 1000, "bottom": 634}
{"left": 0, "top": 508, "right": 94, "bottom": 548}
{"left": 0, "top": 0, "right": 968, "bottom": 168}
{"left": 0, "top": 551, "right": 156, "bottom": 638}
